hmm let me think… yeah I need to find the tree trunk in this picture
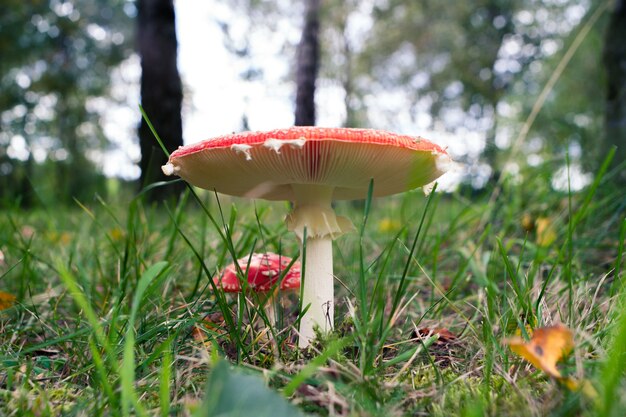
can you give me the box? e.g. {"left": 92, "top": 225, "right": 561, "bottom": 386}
{"left": 603, "top": 0, "right": 626, "bottom": 184}
{"left": 137, "top": 0, "right": 184, "bottom": 199}
{"left": 294, "top": 0, "right": 321, "bottom": 126}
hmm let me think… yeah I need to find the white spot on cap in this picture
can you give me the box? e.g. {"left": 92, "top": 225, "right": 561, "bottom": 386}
{"left": 161, "top": 163, "right": 179, "bottom": 176}
{"left": 261, "top": 270, "right": 278, "bottom": 276}
{"left": 263, "top": 138, "right": 306, "bottom": 154}
{"left": 231, "top": 144, "right": 253, "bottom": 160}
{"left": 423, "top": 181, "right": 437, "bottom": 196}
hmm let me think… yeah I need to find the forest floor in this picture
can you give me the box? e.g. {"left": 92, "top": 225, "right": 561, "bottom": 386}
{"left": 1, "top": 161, "right": 625, "bottom": 417}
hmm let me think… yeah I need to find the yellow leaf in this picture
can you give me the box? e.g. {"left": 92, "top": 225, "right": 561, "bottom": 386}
{"left": 564, "top": 378, "right": 599, "bottom": 399}
{"left": 521, "top": 213, "right": 535, "bottom": 232}
{"left": 0, "top": 291, "right": 16, "bottom": 310}
{"left": 109, "top": 227, "right": 125, "bottom": 241}
{"left": 378, "top": 218, "right": 401, "bottom": 233}
{"left": 506, "top": 324, "right": 573, "bottom": 379}
{"left": 45, "top": 231, "right": 72, "bottom": 245}
{"left": 536, "top": 217, "right": 557, "bottom": 247}
{"left": 60, "top": 232, "right": 72, "bottom": 245}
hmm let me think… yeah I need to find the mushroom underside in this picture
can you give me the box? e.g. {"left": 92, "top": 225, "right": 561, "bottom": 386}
{"left": 167, "top": 141, "right": 448, "bottom": 201}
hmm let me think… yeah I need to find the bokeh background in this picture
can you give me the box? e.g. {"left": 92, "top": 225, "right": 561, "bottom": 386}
{"left": 1, "top": 0, "right": 623, "bottom": 205}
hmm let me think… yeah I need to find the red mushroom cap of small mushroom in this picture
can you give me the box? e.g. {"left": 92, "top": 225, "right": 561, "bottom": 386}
{"left": 217, "top": 253, "right": 301, "bottom": 293}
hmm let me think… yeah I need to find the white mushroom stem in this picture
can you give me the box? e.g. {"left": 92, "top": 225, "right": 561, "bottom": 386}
{"left": 259, "top": 293, "right": 277, "bottom": 326}
{"left": 299, "top": 236, "right": 333, "bottom": 346}
{"left": 287, "top": 184, "right": 354, "bottom": 348}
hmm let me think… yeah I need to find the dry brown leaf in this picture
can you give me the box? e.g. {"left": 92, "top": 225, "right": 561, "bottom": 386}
{"left": 413, "top": 327, "right": 462, "bottom": 367}
{"left": 191, "top": 325, "right": 208, "bottom": 343}
{"left": 0, "top": 291, "right": 16, "bottom": 310}
{"left": 193, "top": 312, "right": 227, "bottom": 343}
{"left": 415, "top": 327, "right": 458, "bottom": 344}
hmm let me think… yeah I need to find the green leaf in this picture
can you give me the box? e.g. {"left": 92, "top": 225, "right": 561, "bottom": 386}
{"left": 195, "top": 360, "right": 309, "bottom": 417}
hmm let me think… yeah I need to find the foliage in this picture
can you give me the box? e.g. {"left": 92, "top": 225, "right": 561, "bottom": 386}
{"left": 353, "top": 0, "right": 609, "bottom": 174}
{"left": 0, "top": 0, "right": 135, "bottom": 205}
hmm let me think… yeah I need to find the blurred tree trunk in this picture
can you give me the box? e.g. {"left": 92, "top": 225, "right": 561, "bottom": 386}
{"left": 339, "top": 14, "right": 358, "bottom": 129}
{"left": 603, "top": 0, "right": 626, "bottom": 184}
{"left": 295, "top": 0, "right": 321, "bottom": 126}
{"left": 137, "top": 0, "right": 184, "bottom": 199}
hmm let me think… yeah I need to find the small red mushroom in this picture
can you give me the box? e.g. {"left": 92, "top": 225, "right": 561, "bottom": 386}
{"left": 217, "top": 253, "right": 301, "bottom": 324}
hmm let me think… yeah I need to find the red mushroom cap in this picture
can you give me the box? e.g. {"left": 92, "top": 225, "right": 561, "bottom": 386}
{"left": 217, "top": 253, "right": 301, "bottom": 293}
{"left": 162, "top": 127, "right": 450, "bottom": 201}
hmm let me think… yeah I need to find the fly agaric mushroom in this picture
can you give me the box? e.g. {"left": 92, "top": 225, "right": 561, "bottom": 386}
{"left": 218, "top": 252, "right": 301, "bottom": 324}
{"left": 163, "top": 127, "right": 451, "bottom": 347}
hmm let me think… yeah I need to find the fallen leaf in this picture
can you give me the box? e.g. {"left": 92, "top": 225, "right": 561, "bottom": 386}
{"left": 192, "top": 325, "right": 208, "bottom": 343}
{"left": 563, "top": 377, "right": 598, "bottom": 399}
{"left": 413, "top": 327, "right": 462, "bottom": 367}
{"left": 536, "top": 217, "right": 557, "bottom": 247}
{"left": 506, "top": 324, "right": 573, "bottom": 379}
{"left": 0, "top": 291, "right": 16, "bottom": 310}
{"left": 193, "top": 312, "right": 227, "bottom": 343}
{"left": 204, "top": 312, "right": 226, "bottom": 332}
{"left": 415, "top": 327, "right": 458, "bottom": 344}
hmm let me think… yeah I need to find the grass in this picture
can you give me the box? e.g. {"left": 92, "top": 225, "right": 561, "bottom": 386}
{"left": 1, "top": 153, "right": 625, "bottom": 416}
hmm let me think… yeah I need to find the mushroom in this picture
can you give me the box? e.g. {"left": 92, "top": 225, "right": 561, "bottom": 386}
{"left": 218, "top": 252, "right": 301, "bottom": 326}
{"left": 163, "top": 127, "right": 451, "bottom": 347}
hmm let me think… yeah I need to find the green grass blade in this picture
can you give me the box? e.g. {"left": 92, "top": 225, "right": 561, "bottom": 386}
{"left": 283, "top": 337, "right": 350, "bottom": 397}
{"left": 159, "top": 340, "right": 173, "bottom": 417}
{"left": 610, "top": 217, "right": 626, "bottom": 297}
{"left": 121, "top": 261, "right": 168, "bottom": 417}
{"left": 598, "top": 288, "right": 626, "bottom": 417}
{"left": 57, "top": 263, "right": 115, "bottom": 364}
{"left": 358, "top": 179, "right": 374, "bottom": 326}
{"left": 139, "top": 105, "right": 170, "bottom": 157}
{"left": 388, "top": 183, "right": 439, "bottom": 329}
{"left": 88, "top": 337, "right": 117, "bottom": 411}
{"left": 496, "top": 237, "right": 529, "bottom": 315}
